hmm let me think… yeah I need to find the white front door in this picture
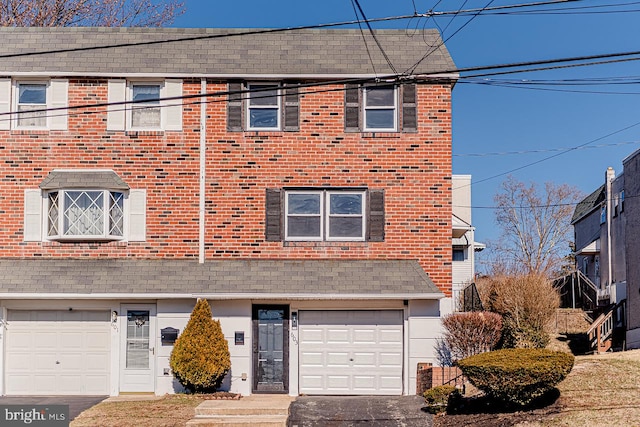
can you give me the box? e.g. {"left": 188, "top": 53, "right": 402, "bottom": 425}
{"left": 298, "top": 310, "right": 404, "bottom": 395}
{"left": 119, "top": 304, "right": 156, "bottom": 393}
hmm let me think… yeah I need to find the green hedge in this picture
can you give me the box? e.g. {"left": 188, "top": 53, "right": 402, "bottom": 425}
{"left": 457, "top": 348, "right": 574, "bottom": 406}
{"left": 423, "top": 385, "right": 460, "bottom": 414}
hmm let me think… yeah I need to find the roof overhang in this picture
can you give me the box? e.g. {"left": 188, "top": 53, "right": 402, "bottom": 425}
{"left": 576, "top": 239, "right": 600, "bottom": 255}
{"left": 0, "top": 292, "right": 445, "bottom": 300}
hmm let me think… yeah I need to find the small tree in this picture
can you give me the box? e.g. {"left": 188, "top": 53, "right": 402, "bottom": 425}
{"left": 441, "top": 311, "right": 503, "bottom": 362}
{"left": 170, "top": 299, "right": 231, "bottom": 393}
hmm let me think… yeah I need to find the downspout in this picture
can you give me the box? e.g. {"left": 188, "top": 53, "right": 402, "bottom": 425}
{"left": 199, "top": 78, "right": 207, "bottom": 264}
{"left": 606, "top": 167, "right": 615, "bottom": 301}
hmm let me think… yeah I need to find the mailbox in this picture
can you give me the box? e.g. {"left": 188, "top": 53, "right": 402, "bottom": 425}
{"left": 161, "top": 327, "right": 179, "bottom": 345}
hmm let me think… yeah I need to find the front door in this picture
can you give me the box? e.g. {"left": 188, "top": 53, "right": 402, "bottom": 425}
{"left": 252, "top": 305, "right": 289, "bottom": 393}
{"left": 120, "top": 304, "right": 156, "bottom": 393}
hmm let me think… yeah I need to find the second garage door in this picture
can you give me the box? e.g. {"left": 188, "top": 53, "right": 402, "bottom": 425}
{"left": 298, "top": 310, "right": 403, "bottom": 395}
{"left": 5, "top": 310, "right": 111, "bottom": 395}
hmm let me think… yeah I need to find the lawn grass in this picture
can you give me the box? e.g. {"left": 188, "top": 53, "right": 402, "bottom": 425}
{"left": 71, "top": 395, "right": 205, "bottom": 427}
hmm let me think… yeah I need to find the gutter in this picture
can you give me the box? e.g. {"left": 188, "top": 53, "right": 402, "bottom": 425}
{"left": 0, "top": 292, "right": 446, "bottom": 300}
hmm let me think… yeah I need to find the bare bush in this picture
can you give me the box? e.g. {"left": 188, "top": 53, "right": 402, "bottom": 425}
{"left": 477, "top": 273, "right": 560, "bottom": 348}
{"left": 441, "top": 311, "right": 503, "bottom": 362}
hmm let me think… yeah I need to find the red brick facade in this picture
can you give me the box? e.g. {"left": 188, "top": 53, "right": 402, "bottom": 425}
{"left": 1, "top": 79, "right": 453, "bottom": 294}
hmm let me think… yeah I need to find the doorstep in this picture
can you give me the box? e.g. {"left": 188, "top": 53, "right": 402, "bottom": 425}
{"left": 187, "top": 395, "right": 294, "bottom": 427}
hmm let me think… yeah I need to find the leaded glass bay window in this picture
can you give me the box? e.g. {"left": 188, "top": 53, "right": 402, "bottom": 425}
{"left": 47, "top": 190, "right": 124, "bottom": 240}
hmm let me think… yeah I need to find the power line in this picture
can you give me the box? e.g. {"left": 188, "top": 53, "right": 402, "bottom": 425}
{"left": 454, "top": 140, "right": 640, "bottom": 157}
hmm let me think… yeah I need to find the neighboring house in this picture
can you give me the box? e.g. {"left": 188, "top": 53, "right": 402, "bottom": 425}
{"left": 572, "top": 164, "right": 630, "bottom": 348}
{"left": 451, "top": 175, "right": 484, "bottom": 310}
{"left": 0, "top": 28, "right": 458, "bottom": 396}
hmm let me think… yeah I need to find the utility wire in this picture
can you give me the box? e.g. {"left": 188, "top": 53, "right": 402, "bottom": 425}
{"left": 455, "top": 140, "right": 640, "bottom": 157}
{"left": 352, "top": 0, "right": 399, "bottom": 75}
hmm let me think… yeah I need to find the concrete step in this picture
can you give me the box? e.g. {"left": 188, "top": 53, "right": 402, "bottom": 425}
{"left": 194, "top": 395, "right": 293, "bottom": 417}
{"left": 186, "top": 414, "right": 288, "bottom": 427}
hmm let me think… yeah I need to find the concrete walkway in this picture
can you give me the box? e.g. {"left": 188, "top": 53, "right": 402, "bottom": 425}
{"left": 188, "top": 394, "right": 294, "bottom": 426}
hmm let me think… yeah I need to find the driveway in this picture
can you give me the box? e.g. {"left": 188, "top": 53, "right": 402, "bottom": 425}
{"left": 288, "top": 395, "right": 432, "bottom": 427}
{"left": 0, "top": 396, "right": 107, "bottom": 421}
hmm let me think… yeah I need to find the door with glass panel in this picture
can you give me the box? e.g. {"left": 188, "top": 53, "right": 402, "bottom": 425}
{"left": 120, "top": 304, "right": 156, "bottom": 393}
{"left": 252, "top": 305, "right": 289, "bottom": 393}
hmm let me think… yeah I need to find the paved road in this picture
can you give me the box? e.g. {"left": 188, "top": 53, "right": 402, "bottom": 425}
{"left": 288, "top": 395, "right": 432, "bottom": 427}
{"left": 0, "top": 396, "right": 107, "bottom": 421}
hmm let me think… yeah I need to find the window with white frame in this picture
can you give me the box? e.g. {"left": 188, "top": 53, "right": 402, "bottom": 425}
{"left": 46, "top": 189, "right": 124, "bottom": 240}
{"left": 285, "top": 190, "right": 365, "bottom": 241}
{"left": 363, "top": 85, "right": 397, "bottom": 131}
{"left": 130, "top": 83, "right": 161, "bottom": 129}
{"left": 246, "top": 83, "right": 280, "bottom": 130}
{"left": 17, "top": 83, "right": 47, "bottom": 128}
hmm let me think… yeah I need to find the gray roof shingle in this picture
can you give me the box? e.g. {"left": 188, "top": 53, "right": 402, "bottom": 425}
{"left": 40, "top": 169, "right": 129, "bottom": 190}
{"left": 0, "top": 259, "right": 443, "bottom": 299}
{"left": 0, "top": 27, "right": 456, "bottom": 77}
{"left": 571, "top": 184, "right": 605, "bottom": 224}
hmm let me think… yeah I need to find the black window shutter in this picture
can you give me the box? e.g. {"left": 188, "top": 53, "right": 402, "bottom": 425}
{"left": 227, "top": 82, "right": 243, "bottom": 132}
{"left": 402, "top": 83, "right": 417, "bottom": 133}
{"left": 265, "top": 188, "right": 283, "bottom": 241}
{"left": 283, "top": 83, "right": 300, "bottom": 132}
{"left": 344, "top": 83, "right": 360, "bottom": 132}
{"left": 367, "top": 189, "right": 385, "bottom": 241}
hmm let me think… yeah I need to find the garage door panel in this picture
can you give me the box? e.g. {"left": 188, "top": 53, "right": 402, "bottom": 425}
{"left": 299, "top": 310, "right": 403, "bottom": 395}
{"left": 5, "top": 310, "right": 110, "bottom": 395}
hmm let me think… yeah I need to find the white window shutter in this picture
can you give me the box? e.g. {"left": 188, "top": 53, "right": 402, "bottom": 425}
{"left": 162, "top": 79, "right": 183, "bottom": 131}
{"left": 49, "top": 79, "right": 68, "bottom": 130}
{"left": 107, "top": 79, "right": 126, "bottom": 131}
{"left": 128, "top": 189, "right": 146, "bottom": 241}
{"left": 0, "top": 78, "right": 11, "bottom": 130}
{"left": 24, "top": 190, "right": 42, "bottom": 241}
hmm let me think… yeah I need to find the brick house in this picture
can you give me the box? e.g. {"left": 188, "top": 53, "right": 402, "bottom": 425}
{"left": 0, "top": 27, "right": 457, "bottom": 396}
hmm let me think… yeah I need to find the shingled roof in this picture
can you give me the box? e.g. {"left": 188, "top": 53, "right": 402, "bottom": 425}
{"left": 39, "top": 170, "right": 129, "bottom": 190}
{"left": 571, "top": 184, "right": 605, "bottom": 224}
{"left": 0, "top": 259, "right": 443, "bottom": 299}
{"left": 0, "top": 27, "right": 456, "bottom": 77}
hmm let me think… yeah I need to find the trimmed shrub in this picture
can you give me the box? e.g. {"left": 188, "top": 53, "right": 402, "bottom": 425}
{"left": 457, "top": 348, "right": 574, "bottom": 406}
{"left": 441, "top": 311, "right": 502, "bottom": 362}
{"left": 170, "top": 299, "right": 231, "bottom": 393}
{"left": 423, "top": 385, "right": 460, "bottom": 414}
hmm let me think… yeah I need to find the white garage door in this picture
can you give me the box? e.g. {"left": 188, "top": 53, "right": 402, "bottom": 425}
{"left": 298, "top": 310, "right": 403, "bottom": 395}
{"left": 5, "top": 310, "right": 111, "bottom": 395}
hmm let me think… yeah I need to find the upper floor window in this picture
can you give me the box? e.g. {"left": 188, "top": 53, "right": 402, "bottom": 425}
{"left": 17, "top": 83, "right": 47, "bottom": 128}
{"left": 265, "top": 188, "right": 384, "bottom": 243}
{"left": 227, "top": 82, "right": 299, "bottom": 132}
{"left": 345, "top": 83, "right": 416, "bottom": 133}
{"left": 0, "top": 78, "right": 68, "bottom": 131}
{"left": 452, "top": 248, "right": 465, "bottom": 262}
{"left": 246, "top": 83, "right": 281, "bottom": 131}
{"left": 363, "top": 86, "right": 397, "bottom": 131}
{"left": 106, "top": 79, "right": 182, "bottom": 132}
{"left": 47, "top": 190, "right": 124, "bottom": 240}
{"left": 285, "top": 190, "right": 366, "bottom": 241}
{"left": 131, "top": 84, "right": 161, "bottom": 129}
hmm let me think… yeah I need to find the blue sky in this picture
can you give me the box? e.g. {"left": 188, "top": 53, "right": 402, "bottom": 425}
{"left": 172, "top": 1, "right": 640, "bottom": 252}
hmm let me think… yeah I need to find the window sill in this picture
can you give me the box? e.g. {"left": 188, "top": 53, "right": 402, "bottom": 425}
{"left": 284, "top": 240, "right": 367, "bottom": 248}
{"left": 361, "top": 132, "right": 402, "bottom": 139}
{"left": 125, "top": 130, "right": 165, "bottom": 137}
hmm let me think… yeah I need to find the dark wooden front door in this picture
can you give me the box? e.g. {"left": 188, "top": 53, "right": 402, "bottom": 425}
{"left": 252, "top": 305, "right": 289, "bottom": 393}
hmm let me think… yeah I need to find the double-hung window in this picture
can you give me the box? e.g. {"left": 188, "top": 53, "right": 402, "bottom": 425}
{"left": 247, "top": 83, "right": 280, "bottom": 130}
{"left": 47, "top": 189, "right": 124, "bottom": 240}
{"left": 131, "top": 83, "right": 161, "bottom": 129}
{"left": 285, "top": 190, "right": 366, "bottom": 241}
{"left": 363, "top": 85, "right": 397, "bottom": 131}
{"left": 17, "top": 83, "right": 47, "bottom": 128}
